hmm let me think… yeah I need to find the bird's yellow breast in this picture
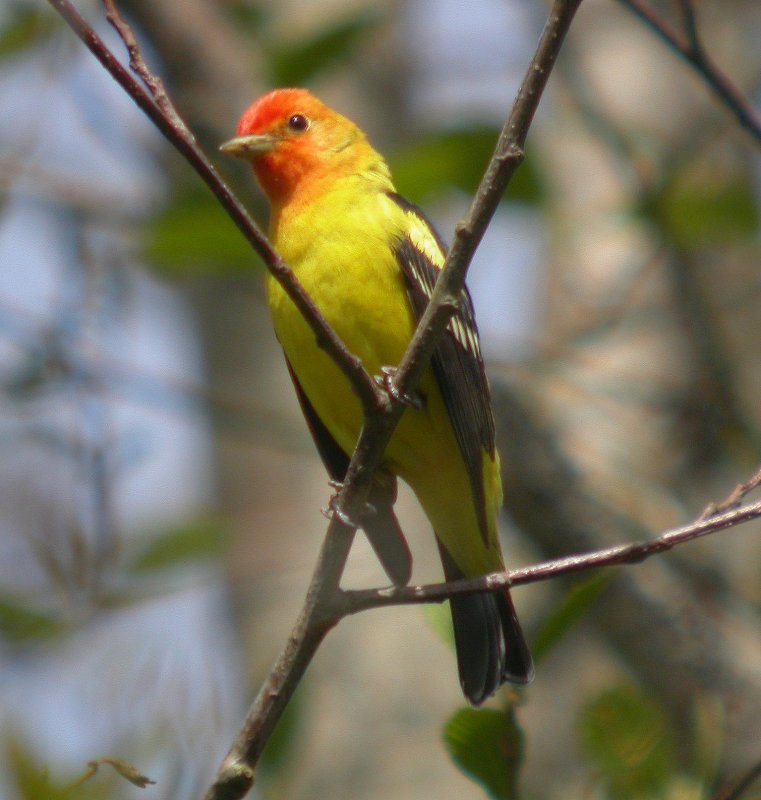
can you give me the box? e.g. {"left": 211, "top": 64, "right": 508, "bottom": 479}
{"left": 267, "top": 179, "right": 502, "bottom": 576}
{"left": 268, "top": 183, "right": 417, "bottom": 448}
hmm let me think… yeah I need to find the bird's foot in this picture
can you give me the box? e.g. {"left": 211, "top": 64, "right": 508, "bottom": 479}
{"left": 375, "top": 366, "right": 423, "bottom": 409}
{"left": 322, "top": 483, "right": 375, "bottom": 527}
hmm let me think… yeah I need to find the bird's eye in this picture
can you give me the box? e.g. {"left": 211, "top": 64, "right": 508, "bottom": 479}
{"left": 287, "top": 114, "right": 309, "bottom": 132}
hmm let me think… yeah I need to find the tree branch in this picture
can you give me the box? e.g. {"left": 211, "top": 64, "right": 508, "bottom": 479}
{"left": 204, "top": 2, "right": 584, "bottom": 797}
{"left": 344, "top": 496, "right": 761, "bottom": 612}
{"left": 617, "top": 0, "right": 761, "bottom": 145}
{"left": 699, "top": 465, "right": 761, "bottom": 521}
{"left": 332, "top": 0, "right": 584, "bottom": 523}
{"left": 56, "top": 2, "right": 761, "bottom": 799}
{"left": 45, "top": 0, "right": 383, "bottom": 417}
{"left": 712, "top": 755, "right": 761, "bottom": 800}
{"left": 48, "top": 1, "right": 585, "bottom": 796}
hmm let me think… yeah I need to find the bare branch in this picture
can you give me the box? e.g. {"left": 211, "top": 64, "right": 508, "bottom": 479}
{"left": 712, "top": 755, "right": 761, "bottom": 800}
{"left": 203, "top": 2, "right": 584, "bottom": 797}
{"left": 48, "top": 1, "right": 584, "bottom": 795}
{"left": 344, "top": 497, "right": 761, "bottom": 612}
{"left": 332, "top": 0, "right": 584, "bottom": 523}
{"left": 699, "top": 466, "right": 761, "bottom": 521}
{"left": 102, "top": 0, "right": 184, "bottom": 127}
{"left": 617, "top": 0, "right": 761, "bottom": 145}
{"left": 46, "top": 0, "right": 383, "bottom": 416}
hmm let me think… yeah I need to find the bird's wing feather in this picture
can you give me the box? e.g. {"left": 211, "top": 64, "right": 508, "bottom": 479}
{"left": 387, "top": 192, "right": 496, "bottom": 546}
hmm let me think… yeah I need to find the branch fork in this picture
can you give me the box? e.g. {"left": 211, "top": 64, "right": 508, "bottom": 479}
{"left": 43, "top": 1, "right": 761, "bottom": 799}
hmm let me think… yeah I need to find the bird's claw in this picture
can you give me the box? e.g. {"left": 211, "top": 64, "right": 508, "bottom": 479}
{"left": 376, "top": 366, "right": 423, "bottom": 409}
{"left": 322, "top": 489, "right": 376, "bottom": 527}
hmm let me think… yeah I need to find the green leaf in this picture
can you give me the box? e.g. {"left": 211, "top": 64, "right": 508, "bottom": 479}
{"left": 5, "top": 737, "right": 108, "bottom": 800}
{"left": 0, "top": 594, "right": 66, "bottom": 644}
{"left": 532, "top": 572, "right": 610, "bottom": 664}
{"left": 223, "top": 2, "right": 269, "bottom": 33}
{"left": 652, "top": 167, "right": 758, "bottom": 249}
{"left": 129, "top": 517, "right": 227, "bottom": 574}
{"left": 443, "top": 707, "right": 524, "bottom": 800}
{"left": 0, "top": 6, "right": 57, "bottom": 59}
{"left": 422, "top": 601, "right": 455, "bottom": 650}
{"left": 578, "top": 684, "right": 677, "bottom": 799}
{"left": 391, "top": 129, "right": 544, "bottom": 206}
{"left": 690, "top": 693, "right": 723, "bottom": 787}
{"left": 269, "top": 11, "right": 381, "bottom": 86}
{"left": 144, "top": 187, "right": 263, "bottom": 277}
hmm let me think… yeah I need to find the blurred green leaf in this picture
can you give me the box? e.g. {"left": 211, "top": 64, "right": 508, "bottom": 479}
{"left": 391, "top": 129, "right": 544, "bottom": 205}
{"left": 652, "top": 167, "right": 758, "bottom": 249}
{"left": 7, "top": 737, "right": 65, "bottom": 800}
{"left": 223, "top": 1, "right": 269, "bottom": 33}
{"left": 690, "top": 694, "right": 723, "bottom": 786}
{"left": 422, "top": 601, "right": 455, "bottom": 650}
{"left": 444, "top": 707, "right": 524, "bottom": 800}
{"left": 129, "top": 517, "right": 227, "bottom": 574}
{"left": 579, "top": 684, "right": 677, "bottom": 799}
{"left": 0, "top": 6, "right": 57, "bottom": 59}
{"left": 144, "top": 187, "right": 262, "bottom": 277}
{"left": 532, "top": 572, "right": 610, "bottom": 664}
{"left": 269, "top": 11, "right": 381, "bottom": 86}
{"left": 0, "top": 594, "right": 66, "bottom": 644}
{"left": 5, "top": 737, "right": 107, "bottom": 800}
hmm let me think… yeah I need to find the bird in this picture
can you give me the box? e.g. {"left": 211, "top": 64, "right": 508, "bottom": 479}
{"left": 221, "top": 88, "right": 533, "bottom": 704}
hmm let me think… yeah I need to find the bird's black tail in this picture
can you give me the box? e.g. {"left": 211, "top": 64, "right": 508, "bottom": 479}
{"left": 439, "top": 543, "right": 534, "bottom": 705}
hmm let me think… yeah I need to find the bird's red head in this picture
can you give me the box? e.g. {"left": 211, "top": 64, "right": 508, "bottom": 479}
{"left": 222, "top": 88, "right": 370, "bottom": 207}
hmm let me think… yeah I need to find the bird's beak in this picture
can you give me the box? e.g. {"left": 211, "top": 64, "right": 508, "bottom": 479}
{"left": 219, "top": 133, "right": 277, "bottom": 160}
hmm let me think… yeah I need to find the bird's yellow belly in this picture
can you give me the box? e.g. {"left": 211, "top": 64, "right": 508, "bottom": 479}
{"left": 266, "top": 192, "right": 503, "bottom": 578}
{"left": 267, "top": 269, "right": 500, "bottom": 577}
{"left": 266, "top": 253, "right": 418, "bottom": 462}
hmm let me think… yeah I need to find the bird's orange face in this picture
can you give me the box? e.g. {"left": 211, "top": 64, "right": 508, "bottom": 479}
{"left": 221, "top": 88, "right": 366, "bottom": 207}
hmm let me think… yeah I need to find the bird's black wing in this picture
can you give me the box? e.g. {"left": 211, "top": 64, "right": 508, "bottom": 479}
{"left": 387, "top": 192, "right": 496, "bottom": 546}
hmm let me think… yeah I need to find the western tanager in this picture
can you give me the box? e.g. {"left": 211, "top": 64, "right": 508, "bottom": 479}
{"left": 221, "top": 88, "right": 533, "bottom": 704}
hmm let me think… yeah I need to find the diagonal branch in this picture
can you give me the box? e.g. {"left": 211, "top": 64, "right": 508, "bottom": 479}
{"left": 44, "top": 2, "right": 761, "bottom": 798}
{"left": 699, "top": 465, "right": 761, "bottom": 521}
{"left": 333, "top": 0, "right": 584, "bottom": 523}
{"left": 617, "top": 0, "right": 761, "bottom": 145}
{"left": 203, "top": 3, "right": 583, "bottom": 798}
{"left": 46, "top": 0, "right": 383, "bottom": 416}
{"left": 344, "top": 497, "right": 761, "bottom": 612}
{"left": 49, "top": 2, "right": 580, "bottom": 799}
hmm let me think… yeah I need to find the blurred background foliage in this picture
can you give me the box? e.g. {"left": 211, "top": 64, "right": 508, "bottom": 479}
{"left": 1, "top": 0, "right": 761, "bottom": 798}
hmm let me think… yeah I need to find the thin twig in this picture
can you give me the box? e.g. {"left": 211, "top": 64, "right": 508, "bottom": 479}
{"left": 617, "top": 0, "right": 761, "bottom": 145}
{"left": 203, "top": 3, "right": 584, "bottom": 798}
{"left": 69, "top": 757, "right": 155, "bottom": 789}
{"left": 334, "top": 0, "right": 584, "bottom": 522}
{"left": 46, "top": 0, "right": 383, "bottom": 416}
{"left": 102, "top": 0, "right": 183, "bottom": 126}
{"left": 711, "top": 755, "right": 761, "bottom": 800}
{"left": 699, "top": 466, "right": 761, "bottom": 521}
{"left": 676, "top": 0, "right": 700, "bottom": 53}
{"left": 344, "top": 498, "right": 761, "bottom": 612}
{"left": 48, "top": 1, "right": 586, "bottom": 796}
